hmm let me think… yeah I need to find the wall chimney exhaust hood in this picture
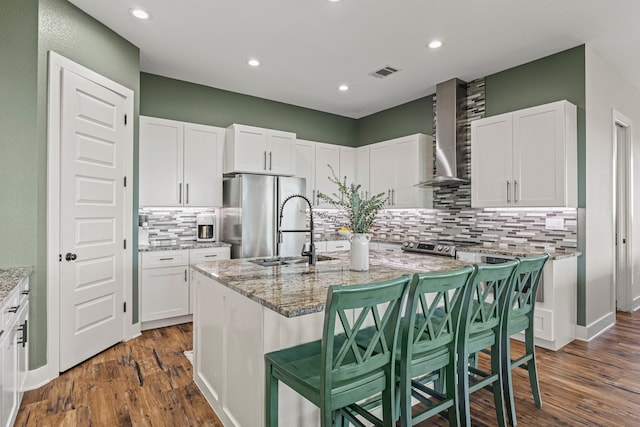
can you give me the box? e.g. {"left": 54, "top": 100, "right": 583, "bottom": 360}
{"left": 416, "top": 78, "right": 468, "bottom": 187}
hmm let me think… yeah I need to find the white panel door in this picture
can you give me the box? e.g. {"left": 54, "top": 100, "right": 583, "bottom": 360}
{"left": 229, "top": 125, "right": 270, "bottom": 173}
{"left": 184, "top": 123, "right": 225, "bottom": 207}
{"left": 139, "top": 116, "right": 184, "bottom": 206}
{"left": 393, "top": 136, "right": 420, "bottom": 207}
{"left": 59, "top": 69, "right": 125, "bottom": 371}
{"left": 513, "top": 104, "right": 565, "bottom": 206}
{"left": 471, "top": 113, "right": 513, "bottom": 207}
{"left": 314, "top": 143, "right": 340, "bottom": 208}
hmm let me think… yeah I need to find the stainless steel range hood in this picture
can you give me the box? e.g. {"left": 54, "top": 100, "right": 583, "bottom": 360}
{"left": 416, "top": 78, "right": 468, "bottom": 187}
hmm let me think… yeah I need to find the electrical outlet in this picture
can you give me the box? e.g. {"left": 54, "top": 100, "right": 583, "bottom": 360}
{"left": 545, "top": 218, "right": 564, "bottom": 230}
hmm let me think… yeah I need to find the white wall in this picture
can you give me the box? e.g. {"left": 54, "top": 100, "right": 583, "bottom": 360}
{"left": 584, "top": 46, "right": 640, "bottom": 334}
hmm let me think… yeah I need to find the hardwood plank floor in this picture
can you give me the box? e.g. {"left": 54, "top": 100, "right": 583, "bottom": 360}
{"left": 16, "top": 311, "right": 640, "bottom": 426}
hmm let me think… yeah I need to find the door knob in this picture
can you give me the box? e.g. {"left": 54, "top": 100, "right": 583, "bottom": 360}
{"left": 65, "top": 252, "right": 77, "bottom": 261}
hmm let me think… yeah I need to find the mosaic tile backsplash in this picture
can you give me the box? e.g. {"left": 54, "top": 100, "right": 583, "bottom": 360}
{"left": 140, "top": 207, "right": 218, "bottom": 244}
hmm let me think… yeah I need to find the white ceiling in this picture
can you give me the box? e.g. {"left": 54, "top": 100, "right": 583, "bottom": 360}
{"left": 69, "top": 0, "right": 640, "bottom": 119}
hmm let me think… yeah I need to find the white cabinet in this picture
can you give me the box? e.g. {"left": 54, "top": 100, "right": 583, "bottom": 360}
{"left": 471, "top": 100, "right": 577, "bottom": 208}
{"left": 294, "top": 140, "right": 352, "bottom": 207}
{"left": 140, "top": 247, "right": 230, "bottom": 328}
{"left": 369, "top": 134, "right": 434, "bottom": 208}
{"left": 139, "top": 116, "right": 225, "bottom": 207}
{"left": 325, "top": 240, "right": 350, "bottom": 252}
{"left": 225, "top": 124, "right": 296, "bottom": 176}
{"left": 0, "top": 275, "right": 29, "bottom": 427}
{"left": 355, "top": 146, "right": 370, "bottom": 198}
{"left": 339, "top": 147, "right": 356, "bottom": 186}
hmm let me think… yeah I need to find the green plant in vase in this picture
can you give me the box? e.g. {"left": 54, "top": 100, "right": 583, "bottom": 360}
{"left": 317, "top": 165, "right": 387, "bottom": 271}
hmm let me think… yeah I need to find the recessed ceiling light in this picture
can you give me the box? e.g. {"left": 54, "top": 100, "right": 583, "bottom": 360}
{"left": 327, "top": 0, "right": 342, "bottom": 2}
{"left": 338, "top": 84, "right": 349, "bottom": 92}
{"left": 248, "top": 59, "right": 260, "bottom": 67}
{"left": 428, "top": 40, "right": 443, "bottom": 49}
{"left": 129, "top": 8, "right": 151, "bottom": 20}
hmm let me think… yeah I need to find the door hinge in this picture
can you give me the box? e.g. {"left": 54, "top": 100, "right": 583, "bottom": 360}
{"left": 124, "top": 114, "right": 127, "bottom": 125}
{"left": 124, "top": 176, "right": 127, "bottom": 187}
{"left": 124, "top": 239, "right": 127, "bottom": 249}
{"left": 123, "top": 302, "right": 127, "bottom": 313}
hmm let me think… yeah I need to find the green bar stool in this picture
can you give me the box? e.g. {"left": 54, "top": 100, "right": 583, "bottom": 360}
{"left": 501, "top": 254, "right": 549, "bottom": 426}
{"left": 398, "top": 266, "right": 476, "bottom": 427}
{"left": 264, "top": 275, "right": 411, "bottom": 427}
{"left": 457, "top": 260, "right": 519, "bottom": 427}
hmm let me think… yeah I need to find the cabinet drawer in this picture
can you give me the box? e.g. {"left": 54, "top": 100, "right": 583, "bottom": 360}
{"left": 326, "top": 240, "right": 350, "bottom": 252}
{"left": 142, "top": 250, "right": 189, "bottom": 269}
{"left": 190, "top": 247, "right": 230, "bottom": 264}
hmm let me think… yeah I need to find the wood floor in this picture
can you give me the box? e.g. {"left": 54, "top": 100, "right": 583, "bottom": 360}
{"left": 16, "top": 311, "right": 640, "bottom": 426}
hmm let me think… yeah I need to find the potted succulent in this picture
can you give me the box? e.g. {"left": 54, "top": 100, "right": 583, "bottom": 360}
{"left": 317, "top": 166, "right": 387, "bottom": 271}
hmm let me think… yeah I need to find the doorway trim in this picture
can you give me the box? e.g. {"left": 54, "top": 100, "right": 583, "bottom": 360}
{"left": 45, "top": 52, "right": 135, "bottom": 383}
{"left": 611, "top": 108, "right": 634, "bottom": 313}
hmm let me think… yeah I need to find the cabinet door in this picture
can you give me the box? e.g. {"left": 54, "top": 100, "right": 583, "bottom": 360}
{"left": 184, "top": 123, "right": 225, "bottom": 207}
{"left": 339, "top": 147, "right": 356, "bottom": 186}
{"left": 294, "top": 140, "right": 315, "bottom": 202}
{"left": 513, "top": 103, "right": 567, "bottom": 207}
{"left": 1, "top": 318, "right": 17, "bottom": 427}
{"left": 369, "top": 142, "right": 394, "bottom": 207}
{"left": 355, "top": 146, "right": 370, "bottom": 198}
{"left": 139, "top": 117, "right": 184, "bottom": 206}
{"left": 392, "top": 136, "right": 424, "bottom": 208}
{"left": 268, "top": 130, "right": 296, "bottom": 176}
{"left": 471, "top": 113, "right": 513, "bottom": 208}
{"left": 227, "top": 125, "right": 270, "bottom": 174}
{"left": 16, "top": 301, "right": 28, "bottom": 394}
{"left": 314, "top": 143, "right": 341, "bottom": 208}
{"left": 141, "top": 266, "right": 190, "bottom": 321}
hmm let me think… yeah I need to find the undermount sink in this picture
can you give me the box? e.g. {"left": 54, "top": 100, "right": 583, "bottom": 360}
{"left": 248, "top": 254, "right": 337, "bottom": 267}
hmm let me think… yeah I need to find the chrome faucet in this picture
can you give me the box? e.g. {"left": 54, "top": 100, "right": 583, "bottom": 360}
{"left": 279, "top": 194, "right": 316, "bottom": 265}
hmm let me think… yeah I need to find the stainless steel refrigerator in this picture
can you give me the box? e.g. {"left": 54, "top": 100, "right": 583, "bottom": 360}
{"left": 221, "top": 174, "right": 307, "bottom": 259}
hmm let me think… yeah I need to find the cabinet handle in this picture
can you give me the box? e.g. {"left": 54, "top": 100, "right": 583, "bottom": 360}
{"left": 184, "top": 269, "right": 188, "bottom": 282}
{"left": 514, "top": 180, "right": 518, "bottom": 203}
{"left": 506, "top": 181, "right": 511, "bottom": 203}
{"left": 312, "top": 189, "right": 317, "bottom": 205}
{"left": 159, "top": 257, "right": 174, "bottom": 261}
{"left": 17, "top": 320, "right": 27, "bottom": 347}
{"left": 204, "top": 254, "right": 218, "bottom": 258}
{"left": 269, "top": 152, "right": 273, "bottom": 170}
{"left": 391, "top": 189, "right": 395, "bottom": 205}
{"left": 186, "top": 183, "right": 189, "bottom": 204}
{"left": 387, "top": 189, "right": 391, "bottom": 204}
{"left": 21, "top": 290, "right": 29, "bottom": 295}
{"left": 179, "top": 183, "right": 182, "bottom": 204}
{"left": 365, "top": 191, "right": 368, "bottom": 199}
{"left": 264, "top": 151, "right": 267, "bottom": 170}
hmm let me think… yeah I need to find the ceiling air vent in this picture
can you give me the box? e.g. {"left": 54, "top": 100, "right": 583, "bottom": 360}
{"left": 369, "top": 65, "right": 401, "bottom": 79}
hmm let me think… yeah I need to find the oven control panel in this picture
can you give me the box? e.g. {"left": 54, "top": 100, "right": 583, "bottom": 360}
{"left": 401, "top": 241, "right": 456, "bottom": 257}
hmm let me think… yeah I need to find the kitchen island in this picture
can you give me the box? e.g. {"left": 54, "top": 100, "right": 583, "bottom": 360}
{"left": 190, "top": 251, "right": 470, "bottom": 427}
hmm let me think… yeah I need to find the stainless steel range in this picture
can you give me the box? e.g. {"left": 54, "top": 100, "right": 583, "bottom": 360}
{"left": 401, "top": 240, "right": 475, "bottom": 258}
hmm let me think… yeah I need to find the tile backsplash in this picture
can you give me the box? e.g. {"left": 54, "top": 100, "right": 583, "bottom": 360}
{"left": 314, "top": 208, "right": 577, "bottom": 252}
{"left": 139, "top": 207, "right": 218, "bottom": 245}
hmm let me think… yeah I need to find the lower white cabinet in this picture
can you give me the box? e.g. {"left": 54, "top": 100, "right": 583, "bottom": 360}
{"left": 0, "top": 275, "right": 29, "bottom": 427}
{"left": 140, "top": 247, "right": 230, "bottom": 329}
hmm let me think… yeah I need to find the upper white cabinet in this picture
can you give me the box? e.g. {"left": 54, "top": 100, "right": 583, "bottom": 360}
{"left": 471, "top": 100, "right": 577, "bottom": 208}
{"left": 369, "top": 134, "right": 434, "bottom": 208}
{"left": 355, "top": 146, "right": 370, "bottom": 198}
{"left": 225, "top": 124, "right": 296, "bottom": 176}
{"left": 139, "top": 116, "right": 225, "bottom": 207}
{"left": 295, "top": 140, "right": 353, "bottom": 207}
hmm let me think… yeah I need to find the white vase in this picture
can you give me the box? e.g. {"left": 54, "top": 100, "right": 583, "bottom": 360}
{"left": 348, "top": 233, "right": 371, "bottom": 271}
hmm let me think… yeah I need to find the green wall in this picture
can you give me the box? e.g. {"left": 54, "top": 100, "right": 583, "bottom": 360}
{"left": 27, "top": 0, "right": 140, "bottom": 368}
{"left": 485, "top": 45, "right": 587, "bottom": 325}
{"left": 356, "top": 95, "right": 434, "bottom": 146}
{"left": 141, "top": 73, "right": 357, "bottom": 146}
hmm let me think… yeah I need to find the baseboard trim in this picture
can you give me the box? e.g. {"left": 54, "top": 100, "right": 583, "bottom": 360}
{"left": 575, "top": 312, "right": 615, "bottom": 341}
{"left": 141, "top": 315, "right": 193, "bottom": 331}
{"left": 24, "top": 364, "right": 57, "bottom": 391}
{"left": 633, "top": 296, "right": 640, "bottom": 312}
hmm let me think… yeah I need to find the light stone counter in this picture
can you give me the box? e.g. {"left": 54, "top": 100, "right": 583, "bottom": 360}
{"left": 138, "top": 241, "right": 231, "bottom": 252}
{"left": 191, "top": 250, "right": 470, "bottom": 317}
{"left": 460, "top": 245, "right": 581, "bottom": 260}
{"left": 0, "top": 267, "right": 32, "bottom": 305}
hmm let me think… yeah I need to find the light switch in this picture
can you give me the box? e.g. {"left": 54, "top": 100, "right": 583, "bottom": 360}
{"left": 545, "top": 218, "right": 564, "bottom": 230}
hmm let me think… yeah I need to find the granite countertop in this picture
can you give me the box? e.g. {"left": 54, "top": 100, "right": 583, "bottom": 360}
{"left": 139, "top": 241, "right": 231, "bottom": 252}
{"left": 460, "top": 245, "right": 581, "bottom": 260}
{"left": 191, "top": 250, "right": 471, "bottom": 318}
{"left": 0, "top": 267, "right": 32, "bottom": 305}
